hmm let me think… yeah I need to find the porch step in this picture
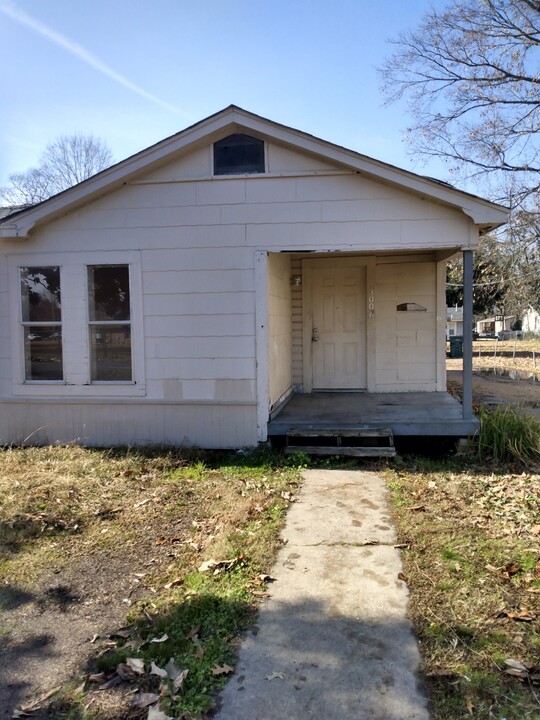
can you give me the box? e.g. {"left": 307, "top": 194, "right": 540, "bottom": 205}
{"left": 285, "top": 427, "right": 396, "bottom": 458}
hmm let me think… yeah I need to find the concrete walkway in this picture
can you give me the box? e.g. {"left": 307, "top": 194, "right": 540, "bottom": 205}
{"left": 214, "top": 469, "right": 430, "bottom": 720}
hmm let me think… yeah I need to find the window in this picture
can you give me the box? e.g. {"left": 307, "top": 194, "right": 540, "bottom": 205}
{"left": 88, "top": 265, "right": 132, "bottom": 381}
{"left": 20, "top": 266, "right": 63, "bottom": 381}
{"left": 11, "top": 252, "right": 143, "bottom": 396}
{"left": 213, "top": 133, "right": 265, "bottom": 175}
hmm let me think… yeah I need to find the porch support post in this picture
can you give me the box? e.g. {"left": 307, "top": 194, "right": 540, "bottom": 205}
{"left": 462, "top": 249, "right": 474, "bottom": 420}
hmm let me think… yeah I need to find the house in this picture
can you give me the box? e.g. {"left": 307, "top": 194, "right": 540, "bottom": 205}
{"left": 522, "top": 306, "right": 540, "bottom": 335}
{"left": 0, "top": 106, "right": 508, "bottom": 448}
{"left": 476, "top": 315, "right": 515, "bottom": 336}
{"left": 446, "top": 306, "right": 464, "bottom": 339}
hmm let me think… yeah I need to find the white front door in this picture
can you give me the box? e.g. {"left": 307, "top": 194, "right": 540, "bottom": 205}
{"left": 310, "top": 265, "right": 367, "bottom": 390}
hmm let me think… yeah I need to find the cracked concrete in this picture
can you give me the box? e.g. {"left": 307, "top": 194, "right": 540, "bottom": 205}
{"left": 214, "top": 469, "right": 430, "bottom": 720}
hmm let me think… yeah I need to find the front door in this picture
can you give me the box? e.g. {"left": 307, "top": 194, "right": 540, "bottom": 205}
{"left": 309, "top": 264, "right": 366, "bottom": 390}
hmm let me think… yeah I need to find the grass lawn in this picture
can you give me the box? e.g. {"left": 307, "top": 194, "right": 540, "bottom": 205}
{"left": 2, "top": 401, "right": 540, "bottom": 719}
{"left": 0, "top": 446, "right": 304, "bottom": 719}
{"left": 387, "top": 447, "right": 540, "bottom": 719}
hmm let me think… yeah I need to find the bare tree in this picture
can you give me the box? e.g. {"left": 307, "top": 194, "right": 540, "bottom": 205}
{"left": 380, "top": 0, "right": 540, "bottom": 205}
{"left": 1, "top": 135, "right": 113, "bottom": 206}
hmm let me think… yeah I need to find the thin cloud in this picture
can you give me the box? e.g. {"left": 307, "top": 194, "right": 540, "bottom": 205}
{"left": 0, "top": 0, "right": 191, "bottom": 118}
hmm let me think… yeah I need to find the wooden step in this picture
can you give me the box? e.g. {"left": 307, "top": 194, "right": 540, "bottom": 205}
{"left": 285, "top": 427, "right": 396, "bottom": 458}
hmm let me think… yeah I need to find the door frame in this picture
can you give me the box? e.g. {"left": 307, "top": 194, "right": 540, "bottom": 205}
{"left": 302, "top": 256, "right": 376, "bottom": 393}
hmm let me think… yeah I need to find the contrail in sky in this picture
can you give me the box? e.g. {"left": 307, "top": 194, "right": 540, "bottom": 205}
{"left": 0, "top": 0, "right": 190, "bottom": 118}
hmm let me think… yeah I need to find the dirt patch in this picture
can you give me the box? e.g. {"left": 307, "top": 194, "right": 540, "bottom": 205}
{"left": 0, "top": 507, "right": 189, "bottom": 719}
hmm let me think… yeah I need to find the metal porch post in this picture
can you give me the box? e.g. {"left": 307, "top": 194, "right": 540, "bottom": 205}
{"left": 462, "top": 249, "right": 473, "bottom": 420}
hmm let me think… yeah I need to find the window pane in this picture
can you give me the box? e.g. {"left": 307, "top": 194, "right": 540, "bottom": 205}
{"left": 90, "top": 325, "right": 132, "bottom": 381}
{"left": 24, "top": 326, "right": 63, "bottom": 380}
{"left": 214, "top": 134, "right": 264, "bottom": 175}
{"left": 21, "top": 267, "right": 61, "bottom": 322}
{"left": 88, "top": 265, "right": 130, "bottom": 321}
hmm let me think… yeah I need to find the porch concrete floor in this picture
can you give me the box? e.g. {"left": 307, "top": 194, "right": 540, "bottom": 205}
{"left": 268, "top": 391, "right": 478, "bottom": 437}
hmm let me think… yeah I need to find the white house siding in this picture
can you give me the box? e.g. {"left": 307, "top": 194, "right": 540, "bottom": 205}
{"left": 267, "top": 254, "right": 292, "bottom": 408}
{"left": 0, "top": 138, "right": 476, "bottom": 447}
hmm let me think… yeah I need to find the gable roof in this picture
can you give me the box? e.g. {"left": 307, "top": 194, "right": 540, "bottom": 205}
{"left": 0, "top": 105, "right": 508, "bottom": 240}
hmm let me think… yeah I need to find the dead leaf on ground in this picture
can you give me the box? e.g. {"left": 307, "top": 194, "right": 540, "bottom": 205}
{"left": 501, "top": 562, "right": 522, "bottom": 580}
{"left": 87, "top": 672, "right": 107, "bottom": 683}
{"left": 99, "top": 675, "right": 122, "bottom": 690}
{"left": 110, "top": 625, "right": 134, "bottom": 639}
{"left": 502, "top": 608, "right": 537, "bottom": 622}
{"left": 405, "top": 504, "right": 426, "bottom": 512}
{"left": 150, "top": 633, "right": 169, "bottom": 643}
{"left": 265, "top": 672, "right": 285, "bottom": 681}
{"left": 398, "top": 572, "right": 409, "bottom": 584}
{"left": 116, "top": 663, "right": 140, "bottom": 681}
{"left": 504, "top": 658, "right": 540, "bottom": 683}
{"left": 126, "top": 657, "right": 145, "bottom": 675}
{"left": 211, "top": 664, "right": 234, "bottom": 675}
{"left": 164, "top": 578, "right": 183, "bottom": 589}
{"left": 147, "top": 708, "right": 174, "bottom": 720}
{"left": 131, "top": 692, "right": 160, "bottom": 708}
{"left": 150, "top": 661, "right": 168, "bottom": 678}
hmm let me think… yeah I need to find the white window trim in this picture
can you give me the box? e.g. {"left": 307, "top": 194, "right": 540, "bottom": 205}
{"left": 8, "top": 251, "right": 145, "bottom": 397}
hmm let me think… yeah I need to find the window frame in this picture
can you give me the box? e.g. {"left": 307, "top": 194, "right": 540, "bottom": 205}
{"left": 213, "top": 133, "right": 266, "bottom": 176}
{"left": 8, "top": 251, "right": 145, "bottom": 397}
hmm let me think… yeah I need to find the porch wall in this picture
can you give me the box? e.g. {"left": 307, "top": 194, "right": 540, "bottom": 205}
{"left": 267, "top": 253, "right": 292, "bottom": 407}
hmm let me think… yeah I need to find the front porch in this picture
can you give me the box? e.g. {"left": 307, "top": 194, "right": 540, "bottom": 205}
{"left": 267, "top": 391, "right": 478, "bottom": 438}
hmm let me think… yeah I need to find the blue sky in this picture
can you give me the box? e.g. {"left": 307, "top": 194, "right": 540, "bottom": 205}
{"left": 0, "top": 0, "right": 447, "bottom": 188}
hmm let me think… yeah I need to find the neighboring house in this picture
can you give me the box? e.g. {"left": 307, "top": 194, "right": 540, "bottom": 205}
{"left": 522, "top": 306, "right": 540, "bottom": 335}
{"left": 0, "top": 106, "right": 508, "bottom": 448}
{"left": 476, "top": 315, "right": 515, "bottom": 336}
{"left": 446, "top": 306, "right": 464, "bottom": 338}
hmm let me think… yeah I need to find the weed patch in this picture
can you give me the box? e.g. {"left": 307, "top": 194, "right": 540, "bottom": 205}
{"left": 387, "top": 458, "right": 540, "bottom": 719}
{"left": 476, "top": 404, "right": 540, "bottom": 463}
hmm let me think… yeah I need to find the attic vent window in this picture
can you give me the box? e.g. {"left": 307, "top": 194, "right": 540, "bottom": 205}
{"left": 213, "top": 134, "right": 265, "bottom": 175}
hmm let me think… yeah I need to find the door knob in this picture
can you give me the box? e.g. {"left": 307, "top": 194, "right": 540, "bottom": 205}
{"left": 312, "top": 327, "right": 319, "bottom": 342}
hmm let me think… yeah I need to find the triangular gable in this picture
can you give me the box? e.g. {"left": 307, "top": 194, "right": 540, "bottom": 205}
{"left": 0, "top": 105, "right": 508, "bottom": 239}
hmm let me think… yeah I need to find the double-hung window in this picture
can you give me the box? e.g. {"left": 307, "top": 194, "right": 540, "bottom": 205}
{"left": 88, "top": 265, "right": 132, "bottom": 381}
{"left": 12, "top": 253, "right": 142, "bottom": 395}
{"left": 20, "top": 266, "right": 63, "bottom": 381}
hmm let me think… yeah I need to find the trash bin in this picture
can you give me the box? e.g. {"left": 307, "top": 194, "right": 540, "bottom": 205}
{"left": 449, "top": 335, "right": 463, "bottom": 359}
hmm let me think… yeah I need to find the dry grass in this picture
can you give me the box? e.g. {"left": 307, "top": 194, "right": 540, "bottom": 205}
{"left": 0, "top": 445, "right": 303, "bottom": 719}
{"left": 387, "top": 457, "right": 540, "bottom": 719}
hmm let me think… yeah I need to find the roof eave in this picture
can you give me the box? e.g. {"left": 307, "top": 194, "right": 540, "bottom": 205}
{"left": 0, "top": 105, "right": 509, "bottom": 239}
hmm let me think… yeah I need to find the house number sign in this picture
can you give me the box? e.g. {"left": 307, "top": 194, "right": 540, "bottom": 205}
{"left": 368, "top": 289, "right": 375, "bottom": 318}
